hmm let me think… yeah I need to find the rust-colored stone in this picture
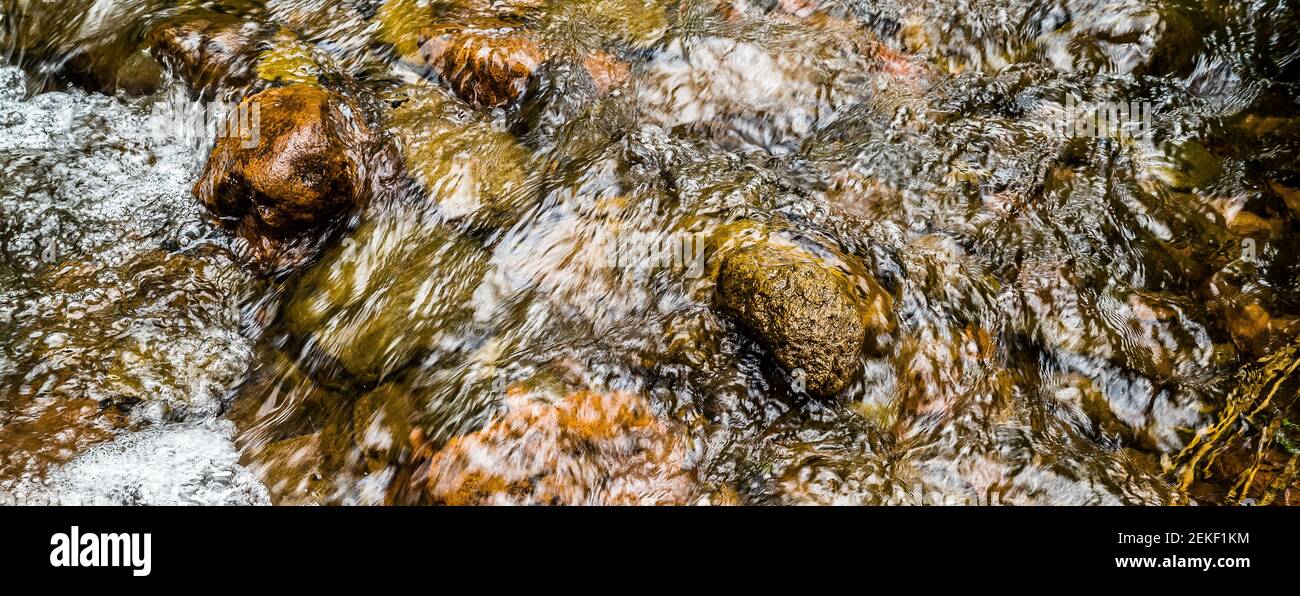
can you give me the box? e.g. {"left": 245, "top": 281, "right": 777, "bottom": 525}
{"left": 581, "top": 50, "right": 630, "bottom": 93}
{"left": 193, "top": 84, "right": 375, "bottom": 269}
{"left": 412, "top": 388, "right": 695, "bottom": 505}
{"left": 418, "top": 26, "right": 545, "bottom": 109}
{"left": 0, "top": 398, "right": 128, "bottom": 485}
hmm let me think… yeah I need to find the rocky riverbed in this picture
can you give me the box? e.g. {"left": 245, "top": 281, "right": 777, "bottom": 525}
{"left": 1, "top": 0, "right": 1298, "bottom": 505}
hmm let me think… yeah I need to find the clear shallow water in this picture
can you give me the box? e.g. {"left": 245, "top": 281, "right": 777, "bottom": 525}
{"left": 1, "top": 0, "right": 1298, "bottom": 505}
{"left": 0, "top": 63, "right": 266, "bottom": 503}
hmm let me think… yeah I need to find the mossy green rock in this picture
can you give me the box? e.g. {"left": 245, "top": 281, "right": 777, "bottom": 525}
{"left": 352, "top": 382, "right": 420, "bottom": 472}
{"left": 284, "top": 215, "right": 490, "bottom": 383}
{"left": 255, "top": 33, "right": 323, "bottom": 86}
{"left": 387, "top": 84, "right": 532, "bottom": 228}
{"left": 715, "top": 243, "right": 893, "bottom": 398}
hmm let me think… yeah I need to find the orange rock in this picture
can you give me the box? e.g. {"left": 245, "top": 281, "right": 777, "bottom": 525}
{"left": 418, "top": 25, "right": 546, "bottom": 109}
{"left": 193, "top": 84, "right": 379, "bottom": 269}
{"left": 778, "top": 0, "right": 820, "bottom": 18}
{"left": 581, "top": 50, "right": 630, "bottom": 93}
{"left": 412, "top": 389, "right": 695, "bottom": 505}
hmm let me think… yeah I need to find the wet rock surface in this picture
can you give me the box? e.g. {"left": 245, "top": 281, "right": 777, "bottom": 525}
{"left": 194, "top": 84, "right": 375, "bottom": 269}
{"left": 3, "top": 0, "right": 1300, "bottom": 505}
{"left": 147, "top": 10, "right": 278, "bottom": 99}
{"left": 0, "top": 0, "right": 168, "bottom": 95}
{"left": 385, "top": 83, "right": 533, "bottom": 228}
{"left": 281, "top": 213, "right": 491, "bottom": 383}
{"left": 715, "top": 241, "right": 891, "bottom": 398}
{"left": 407, "top": 387, "right": 696, "bottom": 505}
{"left": 418, "top": 25, "right": 546, "bottom": 110}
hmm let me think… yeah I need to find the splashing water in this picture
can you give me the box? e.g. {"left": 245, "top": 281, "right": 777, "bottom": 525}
{"left": 1, "top": 0, "right": 1299, "bottom": 505}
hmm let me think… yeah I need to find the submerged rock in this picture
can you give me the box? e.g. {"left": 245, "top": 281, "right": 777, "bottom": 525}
{"left": 1207, "top": 266, "right": 1300, "bottom": 357}
{"left": 1034, "top": 0, "right": 1198, "bottom": 77}
{"left": 62, "top": 48, "right": 164, "bottom": 96}
{"left": 244, "top": 427, "right": 357, "bottom": 505}
{"left": 147, "top": 10, "right": 277, "bottom": 98}
{"left": 193, "top": 84, "right": 377, "bottom": 270}
{"left": 352, "top": 382, "right": 420, "bottom": 473}
{"left": 417, "top": 25, "right": 546, "bottom": 109}
{"left": 581, "top": 50, "right": 631, "bottom": 94}
{"left": 376, "top": 0, "right": 635, "bottom": 110}
{"left": 282, "top": 216, "right": 490, "bottom": 382}
{"left": 901, "top": 0, "right": 1198, "bottom": 76}
{"left": 385, "top": 84, "right": 533, "bottom": 227}
{"left": 715, "top": 242, "right": 894, "bottom": 397}
{"left": 411, "top": 388, "right": 695, "bottom": 505}
{"left": 147, "top": 9, "right": 345, "bottom": 97}
{"left": 254, "top": 34, "right": 326, "bottom": 86}
{"left": 633, "top": 34, "right": 868, "bottom": 153}
{"left": 0, "top": 397, "right": 128, "bottom": 487}
{"left": 0, "top": 0, "right": 166, "bottom": 95}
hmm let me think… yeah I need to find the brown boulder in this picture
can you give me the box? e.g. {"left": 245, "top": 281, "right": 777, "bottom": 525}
{"left": 418, "top": 25, "right": 545, "bottom": 109}
{"left": 193, "top": 84, "right": 376, "bottom": 269}
{"left": 147, "top": 10, "right": 276, "bottom": 98}
{"left": 716, "top": 242, "right": 893, "bottom": 398}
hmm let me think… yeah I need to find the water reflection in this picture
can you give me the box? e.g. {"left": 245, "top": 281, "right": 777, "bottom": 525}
{"left": 1, "top": 0, "right": 1298, "bottom": 505}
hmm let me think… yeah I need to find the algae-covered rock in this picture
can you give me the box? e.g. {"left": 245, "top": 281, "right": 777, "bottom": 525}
{"left": 254, "top": 34, "right": 323, "bottom": 86}
{"left": 541, "top": 0, "right": 669, "bottom": 49}
{"left": 377, "top": 2, "right": 544, "bottom": 107}
{"left": 715, "top": 241, "right": 893, "bottom": 397}
{"left": 352, "top": 382, "right": 421, "bottom": 472}
{"left": 413, "top": 387, "right": 696, "bottom": 505}
{"left": 374, "top": 0, "right": 437, "bottom": 60}
{"left": 386, "top": 84, "right": 532, "bottom": 227}
{"left": 1142, "top": 139, "right": 1224, "bottom": 192}
{"left": 283, "top": 215, "right": 490, "bottom": 383}
{"left": 148, "top": 8, "right": 342, "bottom": 96}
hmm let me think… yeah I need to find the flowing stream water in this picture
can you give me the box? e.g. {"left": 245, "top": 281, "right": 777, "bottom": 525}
{"left": 1, "top": 0, "right": 1298, "bottom": 505}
